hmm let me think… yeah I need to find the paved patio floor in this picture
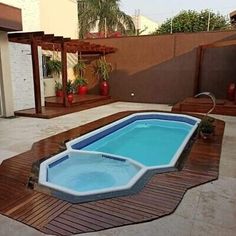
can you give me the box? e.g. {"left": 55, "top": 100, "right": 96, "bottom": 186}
{"left": 0, "top": 102, "right": 235, "bottom": 236}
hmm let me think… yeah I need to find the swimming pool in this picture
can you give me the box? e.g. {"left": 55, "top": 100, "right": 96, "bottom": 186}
{"left": 38, "top": 112, "right": 200, "bottom": 203}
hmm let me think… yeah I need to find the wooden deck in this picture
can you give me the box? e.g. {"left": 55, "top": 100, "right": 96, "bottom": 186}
{"left": 172, "top": 97, "right": 236, "bottom": 116}
{"left": 45, "top": 94, "right": 111, "bottom": 107}
{"left": 15, "top": 95, "right": 116, "bottom": 119}
{"left": 0, "top": 111, "right": 225, "bottom": 235}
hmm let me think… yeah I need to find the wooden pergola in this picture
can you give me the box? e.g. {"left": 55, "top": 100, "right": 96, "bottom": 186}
{"left": 8, "top": 31, "right": 116, "bottom": 113}
{"left": 194, "top": 38, "right": 236, "bottom": 95}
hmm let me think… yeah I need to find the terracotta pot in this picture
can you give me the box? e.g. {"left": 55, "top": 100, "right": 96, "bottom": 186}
{"left": 227, "top": 82, "right": 236, "bottom": 101}
{"left": 100, "top": 81, "right": 109, "bottom": 96}
{"left": 67, "top": 93, "right": 74, "bottom": 104}
{"left": 78, "top": 86, "right": 88, "bottom": 95}
{"left": 56, "top": 90, "right": 64, "bottom": 97}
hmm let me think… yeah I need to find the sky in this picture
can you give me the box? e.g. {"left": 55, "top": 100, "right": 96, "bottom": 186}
{"left": 120, "top": 0, "right": 236, "bottom": 23}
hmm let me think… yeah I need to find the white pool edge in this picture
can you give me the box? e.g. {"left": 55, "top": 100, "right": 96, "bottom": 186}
{"left": 38, "top": 112, "right": 200, "bottom": 199}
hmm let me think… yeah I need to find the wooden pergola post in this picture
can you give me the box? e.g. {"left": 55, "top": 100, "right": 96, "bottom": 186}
{"left": 193, "top": 45, "right": 204, "bottom": 95}
{"left": 8, "top": 32, "right": 116, "bottom": 113}
{"left": 30, "top": 36, "right": 42, "bottom": 113}
{"left": 61, "top": 41, "right": 68, "bottom": 107}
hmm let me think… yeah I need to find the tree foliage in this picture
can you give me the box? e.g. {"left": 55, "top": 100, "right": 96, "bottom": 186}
{"left": 154, "top": 10, "right": 230, "bottom": 35}
{"left": 78, "top": 0, "right": 135, "bottom": 38}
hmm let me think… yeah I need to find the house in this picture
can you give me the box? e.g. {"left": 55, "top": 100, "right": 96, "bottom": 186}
{"left": 87, "top": 14, "right": 159, "bottom": 38}
{"left": 0, "top": 0, "right": 78, "bottom": 38}
{"left": 0, "top": 0, "right": 78, "bottom": 117}
{"left": 133, "top": 14, "right": 159, "bottom": 35}
{"left": 230, "top": 10, "right": 236, "bottom": 26}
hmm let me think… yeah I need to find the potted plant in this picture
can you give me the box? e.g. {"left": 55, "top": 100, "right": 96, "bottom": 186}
{"left": 94, "top": 57, "right": 113, "bottom": 96}
{"left": 66, "top": 80, "right": 74, "bottom": 104}
{"left": 73, "top": 59, "right": 88, "bottom": 95}
{"left": 198, "top": 116, "right": 215, "bottom": 140}
{"left": 46, "top": 59, "right": 62, "bottom": 77}
{"left": 55, "top": 81, "right": 63, "bottom": 97}
{"left": 227, "top": 82, "right": 236, "bottom": 101}
{"left": 74, "top": 77, "right": 88, "bottom": 95}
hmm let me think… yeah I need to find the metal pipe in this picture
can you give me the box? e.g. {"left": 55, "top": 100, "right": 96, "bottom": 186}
{"left": 194, "top": 92, "right": 216, "bottom": 115}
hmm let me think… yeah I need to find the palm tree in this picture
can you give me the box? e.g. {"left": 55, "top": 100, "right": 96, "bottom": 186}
{"left": 78, "top": 0, "right": 135, "bottom": 39}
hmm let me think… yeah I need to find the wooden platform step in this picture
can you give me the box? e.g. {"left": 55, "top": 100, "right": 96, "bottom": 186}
{"left": 45, "top": 94, "right": 111, "bottom": 107}
{"left": 14, "top": 98, "right": 116, "bottom": 119}
{"left": 172, "top": 97, "right": 236, "bottom": 116}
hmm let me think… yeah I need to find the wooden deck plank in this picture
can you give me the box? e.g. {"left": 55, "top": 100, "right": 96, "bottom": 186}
{"left": 35, "top": 202, "right": 71, "bottom": 229}
{"left": 0, "top": 111, "right": 225, "bottom": 236}
{"left": 172, "top": 97, "right": 236, "bottom": 116}
{"left": 15, "top": 97, "right": 117, "bottom": 119}
{"left": 74, "top": 203, "right": 133, "bottom": 224}
{"left": 57, "top": 214, "right": 99, "bottom": 232}
{"left": 65, "top": 209, "right": 112, "bottom": 228}
{"left": 43, "top": 222, "right": 72, "bottom": 236}
{"left": 21, "top": 198, "right": 59, "bottom": 223}
{"left": 59, "top": 211, "right": 106, "bottom": 230}
{"left": 71, "top": 204, "right": 132, "bottom": 225}
{"left": 12, "top": 194, "right": 51, "bottom": 220}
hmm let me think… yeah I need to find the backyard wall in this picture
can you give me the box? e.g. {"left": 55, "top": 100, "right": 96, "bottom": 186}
{"left": 200, "top": 45, "right": 236, "bottom": 98}
{"left": 88, "top": 30, "right": 236, "bottom": 104}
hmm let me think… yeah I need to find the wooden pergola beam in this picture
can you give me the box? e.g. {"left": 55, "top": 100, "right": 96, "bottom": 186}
{"left": 7, "top": 31, "right": 116, "bottom": 110}
{"left": 8, "top": 31, "right": 44, "bottom": 39}
{"left": 9, "top": 32, "right": 116, "bottom": 54}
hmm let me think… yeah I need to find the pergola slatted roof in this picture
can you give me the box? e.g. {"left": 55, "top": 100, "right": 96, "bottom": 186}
{"left": 8, "top": 31, "right": 116, "bottom": 54}
{"left": 7, "top": 31, "right": 116, "bottom": 114}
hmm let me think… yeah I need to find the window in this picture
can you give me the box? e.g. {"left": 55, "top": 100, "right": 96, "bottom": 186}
{"left": 42, "top": 55, "right": 52, "bottom": 78}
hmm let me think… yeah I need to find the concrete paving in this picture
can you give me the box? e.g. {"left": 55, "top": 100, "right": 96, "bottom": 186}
{"left": 0, "top": 102, "right": 235, "bottom": 236}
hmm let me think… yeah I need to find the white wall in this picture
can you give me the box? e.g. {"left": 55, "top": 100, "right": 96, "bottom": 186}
{"left": 0, "top": 32, "right": 14, "bottom": 117}
{"left": 9, "top": 43, "right": 44, "bottom": 111}
{"left": 40, "top": 0, "right": 78, "bottom": 38}
{"left": 0, "top": 0, "right": 41, "bottom": 32}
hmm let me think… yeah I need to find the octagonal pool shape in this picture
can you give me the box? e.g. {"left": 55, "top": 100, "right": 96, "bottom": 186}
{"left": 38, "top": 112, "right": 200, "bottom": 203}
{"left": 39, "top": 150, "right": 145, "bottom": 202}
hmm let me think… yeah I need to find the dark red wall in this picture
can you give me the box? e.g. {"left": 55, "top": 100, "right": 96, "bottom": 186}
{"left": 200, "top": 45, "right": 236, "bottom": 98}
{"left": 0, "top": 3, "right": 22, "bottom": 31}
{"left": 87, "top": 31, "right": 236, "bottom": 104}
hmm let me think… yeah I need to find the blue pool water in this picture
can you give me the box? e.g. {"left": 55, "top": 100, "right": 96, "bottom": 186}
{"left": 48, "top": 153, "right": 140, "bottom": 192}
{"left": 39, "top": 113, "right": 199, "bottom": 202}
{"left": 81, "top": 119, "right": 192, "bottom": 166}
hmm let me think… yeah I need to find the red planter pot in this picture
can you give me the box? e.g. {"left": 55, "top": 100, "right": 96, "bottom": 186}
{"left": 78, "top": 86, "right": 88, "bottom": 95}
{"left": 56, "top": 90, "right": 64, "bottom": 97}
{"left": 227, "top": 83, "right": 236, "bottom": 101}
{"left": 67, "top": 93, "right": 74, "bottom": 104}
{"left": 100, "top": 81, "right": 109, "bottom": 96}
